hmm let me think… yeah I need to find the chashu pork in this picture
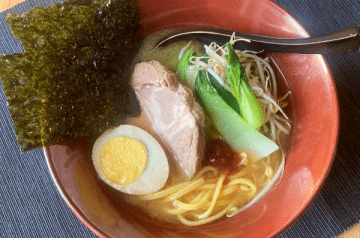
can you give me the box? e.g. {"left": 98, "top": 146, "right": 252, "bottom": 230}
{"left": 127, "top": 60, "right": 205, "bottom": 181}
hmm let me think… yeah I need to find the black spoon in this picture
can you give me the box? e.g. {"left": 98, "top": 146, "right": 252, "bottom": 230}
{"left": 155, "top": 25, "right": 360, "bottom": 54}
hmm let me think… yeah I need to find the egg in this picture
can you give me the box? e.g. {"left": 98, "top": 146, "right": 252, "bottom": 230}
{"left": 92, "top": 125, "right": 169, "bottom": 195}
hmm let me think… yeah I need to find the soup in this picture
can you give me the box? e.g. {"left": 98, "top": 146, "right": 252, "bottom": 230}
{"left": 94, "top": 30, "right": 290, "bottom": 226}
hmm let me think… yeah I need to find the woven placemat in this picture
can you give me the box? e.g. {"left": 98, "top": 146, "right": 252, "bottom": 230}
{"left": 1, "top": 0, "right": 359, "bottom": 237}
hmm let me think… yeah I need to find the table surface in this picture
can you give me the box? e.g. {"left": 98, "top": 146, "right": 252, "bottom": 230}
{"left": 1, "top": 0, "right": 360, "bottom": 237}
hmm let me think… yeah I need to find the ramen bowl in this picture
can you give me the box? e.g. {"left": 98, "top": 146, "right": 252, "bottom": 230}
{"left": 44, "top": 0, "right": 339, "bottom": 237}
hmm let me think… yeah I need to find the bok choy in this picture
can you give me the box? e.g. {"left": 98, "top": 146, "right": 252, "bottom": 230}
{"left": 195, "top": 70, "right": 279, "bottom": 160}
{"left": 226, "top": 43, "right": 264, "bottom": 129}
{"left": 176, "top": 50, "right": 197, "bottom": 90}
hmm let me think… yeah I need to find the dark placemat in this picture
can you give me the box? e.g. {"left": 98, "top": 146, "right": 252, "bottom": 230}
{"left": 1, "top": 0, "right": 359, "bottom": 237}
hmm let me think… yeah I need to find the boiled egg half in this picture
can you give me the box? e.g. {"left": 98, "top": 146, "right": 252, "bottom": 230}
{"left": 92, "top": 125, "right": 169, "bottom": 195}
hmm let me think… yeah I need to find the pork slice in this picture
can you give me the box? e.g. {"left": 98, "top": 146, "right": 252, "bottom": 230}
{"left": 132, "top": 60, "right": 179, "bottom": 89}
{"left": 131, "top": 60, "right": 205, "bottom": 180}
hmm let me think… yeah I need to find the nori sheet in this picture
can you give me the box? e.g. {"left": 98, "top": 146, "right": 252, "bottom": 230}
{"left": 0, "top": 0, "right": 141, "bottom": 152}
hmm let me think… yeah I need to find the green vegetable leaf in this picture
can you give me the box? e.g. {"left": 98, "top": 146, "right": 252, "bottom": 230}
{"left": 205, "top": 70, "right": 241, "bottom": 115}
{"left": 176, "top": 50, "right": 197, "bottom": 90}
{"left": 195, "top": 69, "right": 278, "bottom": 160}
{"left": 226, "top": 42, "right": 264, "bottom": 129}
{"left": 177, "top": 50, "right": 195, "bottom": 80}
{"left": 199, "top": 51, "right": 240, "bottom": 115}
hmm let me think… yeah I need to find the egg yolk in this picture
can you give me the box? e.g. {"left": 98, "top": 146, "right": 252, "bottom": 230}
{"left": 100, "top": 136, "right": 148, "bottom": 185}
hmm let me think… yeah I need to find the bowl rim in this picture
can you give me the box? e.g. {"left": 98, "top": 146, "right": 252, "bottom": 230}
{"left": 265, "top": 3, "right": 340, "bottom": 238}
{"left": 43, "top": 0, "right": 340, "bottom": 237}
{"left": 44, "top": 146, "right": 110, "bottom": 238}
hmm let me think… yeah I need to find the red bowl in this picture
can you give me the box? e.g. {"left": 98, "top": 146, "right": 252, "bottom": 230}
{"left": 44, "top": 0, "right": 339, "bottom": 237}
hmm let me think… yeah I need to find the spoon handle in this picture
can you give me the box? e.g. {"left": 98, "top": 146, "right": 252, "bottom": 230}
{"left": 155, "top": 25, "right": 360, "bottom": 54}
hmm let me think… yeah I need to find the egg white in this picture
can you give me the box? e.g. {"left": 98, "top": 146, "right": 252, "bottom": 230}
{"left": 92, "top": 125, "right": 169, "bottom": 195}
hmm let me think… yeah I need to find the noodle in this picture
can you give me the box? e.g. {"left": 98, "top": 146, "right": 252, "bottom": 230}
{"left": 192, "top": 166, "right": 218, "bottom": 180}
{"left": 177, "top": 201, "right": 237, "bottom": 226}
{"left": 227, "top": 178, "right": 257, "bottom": 190}
{"left": 218, "top": 185, "right": 238, "bottom": 197}
{"left": 198, "top": 184, "right": 217, "bottom": 190}
{"left": 136, "top": 158, "right": 281, "bottom": 225}
{"left": 164, "top": 177, "right": 205, "bottom": 202}
{"left": 168, "top": 190, "right": 210, "bottom": 215}
{"left": 137, "top": 165, "right": 264, "bottom": 225}
{"left": 140, "top": 181, "right": 192, "bottom": 200}
{"left": 174, "top": 190, "right": 212, "bottom": 210}
{"left": 198, "top": 174, "right": 226, "bottom": 219}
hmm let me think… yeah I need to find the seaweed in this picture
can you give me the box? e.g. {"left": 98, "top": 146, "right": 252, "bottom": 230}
{"left": 0, "top": 0, "right": 141, "bottom": 152}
